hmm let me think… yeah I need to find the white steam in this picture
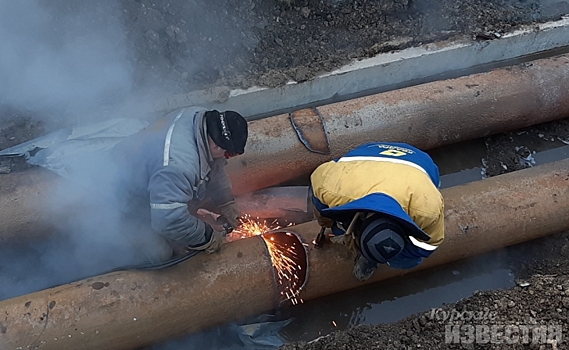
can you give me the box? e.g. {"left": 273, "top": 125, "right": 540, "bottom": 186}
{"left": 0, "top": 1, "right": 260, "bottom": 349}
{"left": 0, "top": 0, "right": 139, "bottom": 298}
{"left": 0, "top": 0, "right": 133, "bottom": 122}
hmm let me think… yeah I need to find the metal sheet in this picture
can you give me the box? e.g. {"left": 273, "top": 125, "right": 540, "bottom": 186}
{"left": 289, "top": 108, "right": 330, "bottom": 154}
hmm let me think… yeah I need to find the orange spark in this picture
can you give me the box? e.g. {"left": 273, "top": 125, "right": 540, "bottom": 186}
{"left": 226, "top": 215, "right": 280, "bottom": 242}
{"left": 227, "top": 215, "right": 304, "bottom": 305}
{"left": 262, "top": 234, "right": 303, "bottom": 305}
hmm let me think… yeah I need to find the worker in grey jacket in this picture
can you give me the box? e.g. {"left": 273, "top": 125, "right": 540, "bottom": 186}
{"left": 109, "top": 107, "right": 248, "bottom": 262}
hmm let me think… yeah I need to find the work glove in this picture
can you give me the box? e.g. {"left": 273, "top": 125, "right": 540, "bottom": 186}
{"left": 187, "top": 225, "right": 224, "bottom": 254}
{"left": 218, "top": 200, "right": 242, "bottom": 229}
{"left": 313, "top": 207, "right": 334, "bottom": 228}
{"left": 330, "top": 233, "right": 359, "bottom": 255}
{"left": 329, "top": 212, "right": 363, "bottom": 255}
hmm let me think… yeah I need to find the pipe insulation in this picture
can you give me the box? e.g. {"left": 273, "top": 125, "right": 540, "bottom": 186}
{"left": 1, "top": 55, "right": 569, "bottom": 241}
{"left": 1, "top": 158, "right": 568, "bottom": 350}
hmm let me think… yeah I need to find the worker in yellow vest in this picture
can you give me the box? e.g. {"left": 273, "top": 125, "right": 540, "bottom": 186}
{"left": 310, "top": 142, "right": 444, "bottom": 281}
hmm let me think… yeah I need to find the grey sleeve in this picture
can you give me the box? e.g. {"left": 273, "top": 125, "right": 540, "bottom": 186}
{"left": 148, "top": 166, "right": 209, "bottom": 247}
{"left": 205, "top": 159, "right": 234, "bottom": 206}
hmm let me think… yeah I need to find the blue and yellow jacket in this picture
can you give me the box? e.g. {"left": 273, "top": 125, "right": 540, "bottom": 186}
{"left": 310, "top": 142, "right": 444, "bottom": 269}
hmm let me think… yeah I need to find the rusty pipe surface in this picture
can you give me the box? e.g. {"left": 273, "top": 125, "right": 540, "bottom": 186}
{"left": 227, "top": 54, "right": 569, "bottom": 194}
{"left": 235, "top": 186, "right": 311, "bottom": 221}
{"left": 2, "top": 55, "right": 569, "bottom": 240}
{"left": 0, "top": 235, "right": 284, "bottom": 350}
{"left": 0, "top": 168, "right": 65, "bottom": 244}
{"left": 1, "top": 159, "right": 568, "bottom": 350}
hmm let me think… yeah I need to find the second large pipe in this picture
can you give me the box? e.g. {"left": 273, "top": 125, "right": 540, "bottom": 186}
{"left": 1, "top": 55, "right": 569, "bottom": 240}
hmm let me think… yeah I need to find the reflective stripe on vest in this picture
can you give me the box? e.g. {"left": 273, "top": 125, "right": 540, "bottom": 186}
{"left": 409, "top": 236, "right": 438, "bottom": 251}
{"left": 163, "top": 110, "right": 185, "bottom": 166}
{"left": 150, "top": 202, "right": 188, "bottom": 210}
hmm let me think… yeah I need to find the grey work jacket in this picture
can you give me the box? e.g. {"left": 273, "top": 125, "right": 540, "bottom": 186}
{"left": 110, "top": 107, "right": 233, "bottom": 246}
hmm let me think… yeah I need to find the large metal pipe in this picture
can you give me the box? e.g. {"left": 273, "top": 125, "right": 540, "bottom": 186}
{"left": 1, "top": 158, "right": 568, "bottom": 350}
{"left": 0, "top": 170, "right": 309, "bottom": 243}
{"left": 2, "top": 55, "right": 569, "bottom": 240}
{"left": 227, "top": 54, "right": 569, "bottom": 194}
{"left": 0, "top": 168, "right": 64, "bottom": 244}
{"left": 234, "top": 186, "right": 311, "bottom": 222}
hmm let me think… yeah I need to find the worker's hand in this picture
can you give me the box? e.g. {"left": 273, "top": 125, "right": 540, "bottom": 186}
{"left": 197, "top": 208, "right": 221, "bottom": 221}
{"left": 331, "top": 212, "right": 362, "bottom": 255}
{"left": 187, "top": 225, "right": 225, "bottom": 254}
{"left": 197, "top": 208, "right": 233, "bottom": 233}
{"left": 218, "top": 200, "right": 242, "bottom": 228}
{"left": 330, "top": 234, "right": 359, "bottom": 255}
{"left": 313, "top": 207, "right": 334, "bottom": 228}
{"left": 197, "top": 208, "right": 224, "bottom": 230}
{"left": 211, "top": 223, "right": 226, "bottom": 233}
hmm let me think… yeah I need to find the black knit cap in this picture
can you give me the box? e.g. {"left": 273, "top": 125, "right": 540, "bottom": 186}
{"left": 205, "top": 110, "right": 248, "bottom": 155}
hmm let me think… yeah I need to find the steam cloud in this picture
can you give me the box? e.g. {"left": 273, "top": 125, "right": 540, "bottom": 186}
{"left": 0, "top": 0, "right": 153, "bottom": 300}
{"left": 0, "top": 0, "right": 139, "bottom": 295}
{"left": 0, "top": 0, "right": 133, "bottom": 124}
{"left": 0, "top": 1, "right": 258, "bottom": 349}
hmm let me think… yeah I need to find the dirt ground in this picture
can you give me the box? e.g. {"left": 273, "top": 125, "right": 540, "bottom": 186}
{"left": 2, "top": 1, "right": 569, "bottom": 349}
{"left": 2, "top": 0, "right": 569, "bottom": 148}
{"left": 118, "top": 0, "right": 569, "bottom": 92}
{"left": 483, "top": 118, "right": 569, "bottom": 177}
{"left": 280, "top": 272, "right": 569, "bottom": 349}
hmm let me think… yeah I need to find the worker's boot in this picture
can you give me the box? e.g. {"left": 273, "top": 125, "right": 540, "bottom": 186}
{"left": 353, "top": 254, "right": 378, "bottom": 281}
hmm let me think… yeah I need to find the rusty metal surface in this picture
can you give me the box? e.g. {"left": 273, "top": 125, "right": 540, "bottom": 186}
{"left": 227, "top": 54, "right": 569, "bottom": 194}
{"left": 1, "top": 159, "right": 568, "bottom": 349}
{"left": 3, "top": 56, "right": 569, "bottom": 241}
{"left": 289, "top": 108, "right": 330, "bottom": 154}
{"left": 0, "top": 236, "right": 278, "bottom": 350}
{"left": 0, "top": 168, "right": 63, "bottom": 243}
{"left": 235, "top": 186, "right": 311, "bottom": 221}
